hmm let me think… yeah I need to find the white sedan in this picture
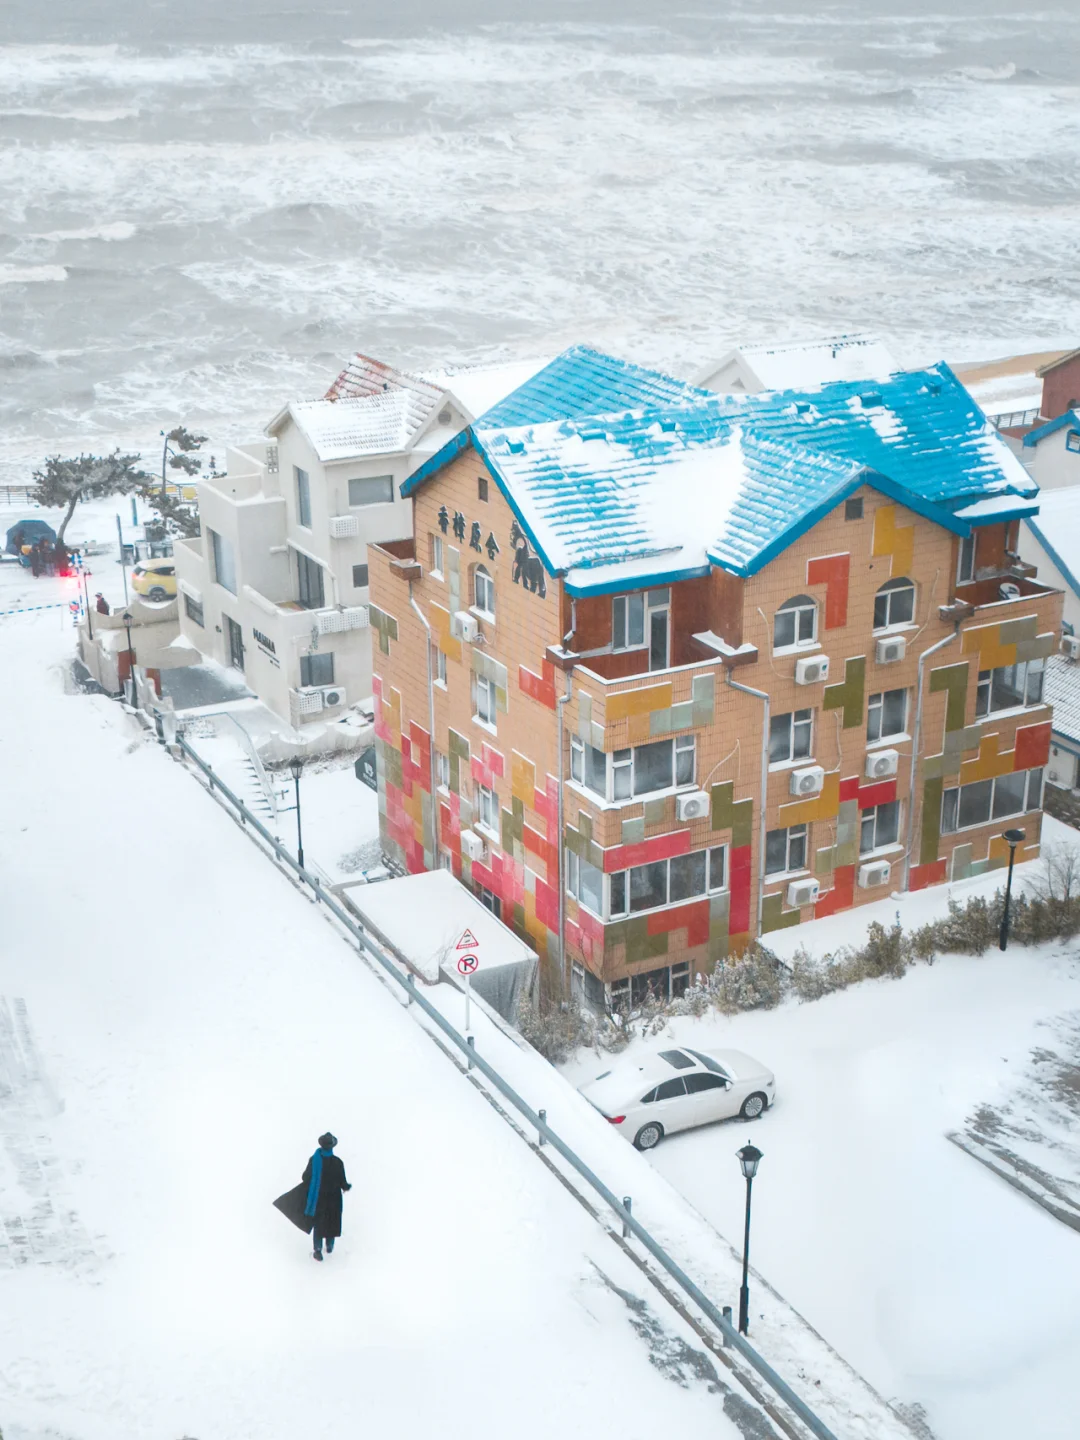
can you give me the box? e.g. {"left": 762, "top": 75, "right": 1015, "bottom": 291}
{"left": 578, "top": 1045, "right": 775, "bottom": 1150}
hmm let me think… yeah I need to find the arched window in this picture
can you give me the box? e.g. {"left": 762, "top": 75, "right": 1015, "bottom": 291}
{"left": 874, "top": 577, "right": 915, "bottom": 630}
{"left": 774, "top": 595, "right": 817, "bottom": 650}
{"left": 474, "top": 564, "right": 495, "bottom": 616}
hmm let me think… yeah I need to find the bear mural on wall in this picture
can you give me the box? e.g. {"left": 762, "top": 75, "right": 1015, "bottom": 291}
{"left": 510, "top": 521, "right": 546, "bottom": 598}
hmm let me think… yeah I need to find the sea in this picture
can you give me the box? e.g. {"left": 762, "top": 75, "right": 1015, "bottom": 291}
{"left": 1, "top": 0, "right": 1079, "bottom": 481}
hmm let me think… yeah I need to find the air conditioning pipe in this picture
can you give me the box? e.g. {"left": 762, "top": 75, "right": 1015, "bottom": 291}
{"left": 409, "top": 582, "right": 438, "bottom": 861}
{"left": 901, "top": 622, "right": 961, "bottom": 892}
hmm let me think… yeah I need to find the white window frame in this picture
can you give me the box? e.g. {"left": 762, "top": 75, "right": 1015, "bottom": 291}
{"left": 612, "top": 592, "right": 646, "bottom": 652}
{"left": 976, "top": 659, "right": 1045, "bottom": 718}
{"left": 295, "top": 466, "right": 311, "bottom": 529}
{"left": 873, "top": 577, "right": 916, "bottom": 632}
{"left": 474, "top": 564, "right": 495, "bottom": 618}
{"left": 867, "top": 688, "right": 907, "bottom": 743}
{"left": 348, "top": 474, "right": 395, "bottom": 508}
{"left": 435, "top": 750, "right": 450, "bottom": 791}
{"left": 476, "top": 783, "right": 499, "bottom": 836}
{"left": 432, "top": 644, "right": 447, "bottom": 688}
{"left": 769, "top": 709, "right": 813, "bottom": 767}
{"left": 430, "top": 534, "right": 444, "bottom": 579}
{"left": 859, "top": 800, "right": 902, "bottom": 856}
{"left": 566, "top": 848, "right": 604, "bottom": 917}
{"left": 765, "top": 823, "right": 809, "bottom": 877}
{"left": 606, "top": 844, "right": 727, "bottom": 921}
{"left": 941, "top": 767, "right": 1044, "bottom": 835}
{"left": 473, "top": 672, "right": 497, "bottom": 729}
{"left": 957, "top": 533, "right": 977, "bottom": 585}
{"left": 570, "top": 734, "right": 696, "bottom": 803}
{"left": 773, "top": 595, "right": 817, "bottom": 653}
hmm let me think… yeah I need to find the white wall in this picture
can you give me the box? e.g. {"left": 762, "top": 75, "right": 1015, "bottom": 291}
{"left": 1029, "top": 424, "right": 1080, "bottom": 491}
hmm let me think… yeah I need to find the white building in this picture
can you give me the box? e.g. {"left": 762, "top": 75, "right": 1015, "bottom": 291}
{"left": 1020, "top": 485, "right": 1080, "bottom": 637}
{"left": 693, "top": 332, "right": 900, "bottom": 394}
{"left": 174, "top": 351, "right": 546, "bottom": 730}
{"left": 1019, "top": 409, "right": 1080, "bottom": 492}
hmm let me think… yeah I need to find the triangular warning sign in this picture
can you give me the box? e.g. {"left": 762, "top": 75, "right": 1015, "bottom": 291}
{"left": 455, "top": 927, "right": 479, "bottom": 950}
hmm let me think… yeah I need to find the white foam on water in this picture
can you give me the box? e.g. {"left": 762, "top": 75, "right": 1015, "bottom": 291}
{"left": 0, "top": 265, "right": 68, "bottom": 284}
{"left": 31, "top": 221, "right": 137, "bottom": 242}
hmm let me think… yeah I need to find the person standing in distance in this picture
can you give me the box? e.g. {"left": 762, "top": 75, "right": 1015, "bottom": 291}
{"left": 302, "top": 1132, "right": 351, "bottom": 1261}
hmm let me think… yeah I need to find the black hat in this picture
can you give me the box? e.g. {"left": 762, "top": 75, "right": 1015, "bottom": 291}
{"left": 318, "top": 1132, "right": 337, "bottom": 1149}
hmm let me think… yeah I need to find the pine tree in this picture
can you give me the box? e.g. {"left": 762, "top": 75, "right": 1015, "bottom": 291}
{"left": 30, "top": 451, "right": 147, "bottom": 543}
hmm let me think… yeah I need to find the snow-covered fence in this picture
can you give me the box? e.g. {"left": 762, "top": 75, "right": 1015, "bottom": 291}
{"left": 174, "top": 731, "right": 839, "bottom": 1440}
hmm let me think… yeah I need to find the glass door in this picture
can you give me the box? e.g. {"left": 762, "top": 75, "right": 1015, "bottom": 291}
{"left": 647, "top": 588, "right": 670, "bottom": 671}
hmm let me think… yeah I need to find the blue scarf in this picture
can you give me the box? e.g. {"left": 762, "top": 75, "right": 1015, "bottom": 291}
{"left": 304, "top": 1147, "right": 334, "bottom": 1216}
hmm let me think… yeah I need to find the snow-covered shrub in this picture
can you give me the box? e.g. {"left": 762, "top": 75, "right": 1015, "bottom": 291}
{"left": 851, "top": 920, "right": 909, "bottom": 979}
{"left": 789, "top": 945, "right": 849, "bottom": 1001}
{"left": 517, "top": 999, "right": 596, "bottom": 1064}
{"left": 707, "top": 943, "right": 788, "bottom": 1013}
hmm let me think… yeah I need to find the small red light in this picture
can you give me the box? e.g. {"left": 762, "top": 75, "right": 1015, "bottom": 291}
{"left": 607, "top": 1115, "right": 625, "bottom": 1125}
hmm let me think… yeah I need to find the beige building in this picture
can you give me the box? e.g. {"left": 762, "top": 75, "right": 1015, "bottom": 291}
{"left": 369, "top": 346, "right": 1062, "bottom": 1005}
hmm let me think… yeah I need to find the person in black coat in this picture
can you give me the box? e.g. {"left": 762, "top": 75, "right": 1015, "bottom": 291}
{"left": 301, "top": 1132, "right": 351, "bottom": 1261}
{"left": 95, "top": 592, "right": 111, "bottom": 615}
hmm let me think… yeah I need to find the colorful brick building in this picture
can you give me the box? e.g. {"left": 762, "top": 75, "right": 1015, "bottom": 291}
{"left": 368, "top": 347, "right": 1062, "bottom": 1006}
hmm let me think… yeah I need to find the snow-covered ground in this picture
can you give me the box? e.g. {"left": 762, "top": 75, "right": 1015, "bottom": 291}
{"left": 563, "top": 882, "right": 1080, "bottom": 1440}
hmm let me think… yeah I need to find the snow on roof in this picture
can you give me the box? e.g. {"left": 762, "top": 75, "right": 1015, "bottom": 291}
{"left": 1043, "top": 654, "right": 1080, "bottom": 743}
{"left": 424, "top": 356, "right": 1037, "bottom": 589}
{"left": 344, "top": 869, "right": 537, "bottom": 983}
{"left": 1023, "top": 486, "right": 1080, "bottom": 602}
{"left": 695, "top": 332, "right": 900, "bottom": 393}
{"left": 324, "top": 350, "right": 443, "bottom": 411}
{"left": 285, "top": 391, "right": 425, "bottom": 462}
{"left": 422, "top": 358, "right": 553, "bottom": 423}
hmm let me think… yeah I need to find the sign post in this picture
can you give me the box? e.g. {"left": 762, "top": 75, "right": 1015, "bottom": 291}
{"left": 455, "top": 927, "right": 480, "bottom": 1033}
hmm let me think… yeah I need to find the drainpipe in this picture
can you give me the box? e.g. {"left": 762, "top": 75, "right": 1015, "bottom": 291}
{"left": 902, "top": 625, "right": 960, "bottom": 891}
{"left": 408, "top": 582, "right": 439, "bottom": 863}
{"left": 725, "top": 670, "right": 770, "bottom": 940}
{"left": 557, "top": 599, "right": 577, "bottom": 998}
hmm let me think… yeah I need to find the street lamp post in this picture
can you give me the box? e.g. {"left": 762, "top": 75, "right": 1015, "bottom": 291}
{"left": 998, "top": 827, "right": 1027, "bottom": 951}
{"left": 289, "top": 756, "right": 305, "bottom": 872}
{"left": 736, "top": 1141, "right": 763, "bottom": 1336}
{"left": 81, "top": 566, "right": 93, "bottom": 640}
{"left": 121, "top": 610, "right": 135, "bottom": 705}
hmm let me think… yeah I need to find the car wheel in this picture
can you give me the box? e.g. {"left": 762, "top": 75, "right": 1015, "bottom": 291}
{"left": 740, "top": 1092, "right": 768, "bottom": 1120}
{"left": 633, "top": 1121, "right": 664, "bottom": 1151}
{"left": 148, "top": 586, "right": 168, "bottom": 602}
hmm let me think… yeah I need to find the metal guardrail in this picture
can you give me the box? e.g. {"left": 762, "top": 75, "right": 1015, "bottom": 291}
{"left": 175, "top": 733, "right": 839, "bottom": 1440}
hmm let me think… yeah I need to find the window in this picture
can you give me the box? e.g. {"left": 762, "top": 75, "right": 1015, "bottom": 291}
{"left": 476, "top": 784, "right": 498, "bottom": 833}
{"left": 209, "top": 529, "right": 237, "bottom": 595}
{"left": 765, "top": 824, "right": 808, "bottom": 876}
{"left": 295, "top": 466, "right": 311, "bottom": 528}
{"left": 769, "top": 709, "right": 813, "bottom": 765}
{"left": 435, "top": 750, "right": 450, "bottom": 790}
{"left": 571, "top": 735, "right": 694, "bottom": 800}
{"left": 348, "top": 475, "right": 394, "bottom": 507}
{"left": 685, "top": 1072, "right": 729, "bottom": 1095}
{"left": 432, "top": 644, "right": 447, "bottom": 686}
{"left": 685, "top": 1049, "right": 732, "bottom": 1079}
{"left": 612, "top": 589, "right": 669, "bottom": 670}
{"left": 566, "top": 848, "right": 604, "bottom": 916}
{"left": 873, "top": 577, "right": 915, "bottom": 630}
{"left": 659, "top": 1049, "right": 696, "bottom": 1069}
{"left": 845, "top": 497, "right": 863, "bottom": 521}
{"left": 867, "top": 688, "right": 907, "bottom": 743}
{"left": 1067, "top": 431, "right": 1080, "bottom": 454}
{"left": 957, "top": 534, "right": 977, "bottom": 584}
{"left": 774, "top": 595, "right": 817, "bottom": 650}
{"left": 476, "top": 885, "right": 501, "bottom": 919}
{"left": 474, "top": 565, "right": 495, "bottom": 616}
{"left": 296, "top": 550, "right": 325, "bottom": 610}
{"left": 300, "top": 651, "right": 334, "bottom": 687}
{"left": 352, "top": 563, "right": 369, "bottom": 589}
{"left": 860, "top": 800, "right": 900, "bottom": 854}
{"left": 653, "top": 1078, "right": 687, "bottom": 1102}
{"left": 430, "top": 534, "right": 444, "bottom": 577}
{"left": 183, "top": 593, "right": 205, "bottom": 627}
{"left": 941, "top": 768, "right": 1044, "bottom": 833}
{"left": 473, "top": 672, "right": 497, "bottom": 727}
{"left": 976, "top": 659, "right": 1044, "bottom": 717}
{"left": 608, "top": 846, "right": 723, "bottom": 919}
{"left": 478, "top": 475, "right": 489, "bottom": 501}
{"left": 612, "top": 593, "right": 645, "bottom": 651}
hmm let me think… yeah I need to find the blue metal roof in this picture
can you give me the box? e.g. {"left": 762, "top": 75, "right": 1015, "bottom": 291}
{"left": 1022, "top": 408, "right": 1080, "bottom": 447}
{"left": 403, "top": 349, "right": 1040, "bottom": 587}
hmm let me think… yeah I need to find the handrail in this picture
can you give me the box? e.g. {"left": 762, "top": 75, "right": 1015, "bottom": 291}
{"left": 175, "top": 733, "right": 840, "bottom": 1440}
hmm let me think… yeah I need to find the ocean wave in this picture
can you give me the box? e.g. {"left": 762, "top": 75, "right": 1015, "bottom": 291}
{"left": 0, "top": 105, "right": 140, "bottom": 122}
{"left": 0, "top": 264, "right": 67, "bottom": 284}
{"left": 950, "top": 63, "right": 1017, "bottom": 83}
{"left": 31, "top": 221, "right": 137, "bottom": 243}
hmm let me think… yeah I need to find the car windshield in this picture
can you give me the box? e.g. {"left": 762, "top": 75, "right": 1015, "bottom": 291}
{"left": 658, "top": 1049, "right": 695, "bottom": 1070}
{"left": 685, "top": 1048, "right": 732, "bottom": 1080}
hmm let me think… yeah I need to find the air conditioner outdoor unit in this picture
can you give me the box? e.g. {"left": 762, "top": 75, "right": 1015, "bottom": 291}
{"left": 876, "top": 635, "right": 906, "bottom": 665}
{"left": 329, "top": 514, "right": 360, "bottom": 539}
{"left": 453, "top": 610, "right": 479, "bottom": 643}
{"left": 460, "top": 829, "right": 485, "bottom": 862}
{"left": 795, "top": 655, "right": 830, "bottom": 685}
{"left": 295, "top": 687, "right": 324, "bottom": 714}
{"left": 865, "top": 748, "right": 899, "bottom": 780}
{"left": 1061, "top": 634, "right": 1080, "bottom": 661}
{"left": 321, "top": 685, "right": 347, "bottom": 709}
{"left": 790, "top": 765, "right": 825, "bottom": 797}
{"left": 675, "top": 790, "right": 711, "bottom": 822}
{"left": 787, "top": 878, "right": 820, "bottom": 908}
{"left": 859, "top": 860, "right": 891, "bottom": 889}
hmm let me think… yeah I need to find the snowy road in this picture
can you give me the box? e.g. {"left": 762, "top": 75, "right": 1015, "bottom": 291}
{"left": 0, "top": 605, "right": 765, "bottom": 1439}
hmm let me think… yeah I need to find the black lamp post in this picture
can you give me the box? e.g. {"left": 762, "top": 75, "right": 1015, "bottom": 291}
{"left": 121, "top": 610, "right": 135, "bottom": 704}
{"left": 82, "top": 566, "right": 93, "bottom": 640}
{"left": 998, "top": 827, "right": 1027, "bottom": 951}
{"left": 289, "top": 755, "right": 305, "bottom": 872}
{"left": 736, "top": 1141, "right": 763, "bottom": 1335}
